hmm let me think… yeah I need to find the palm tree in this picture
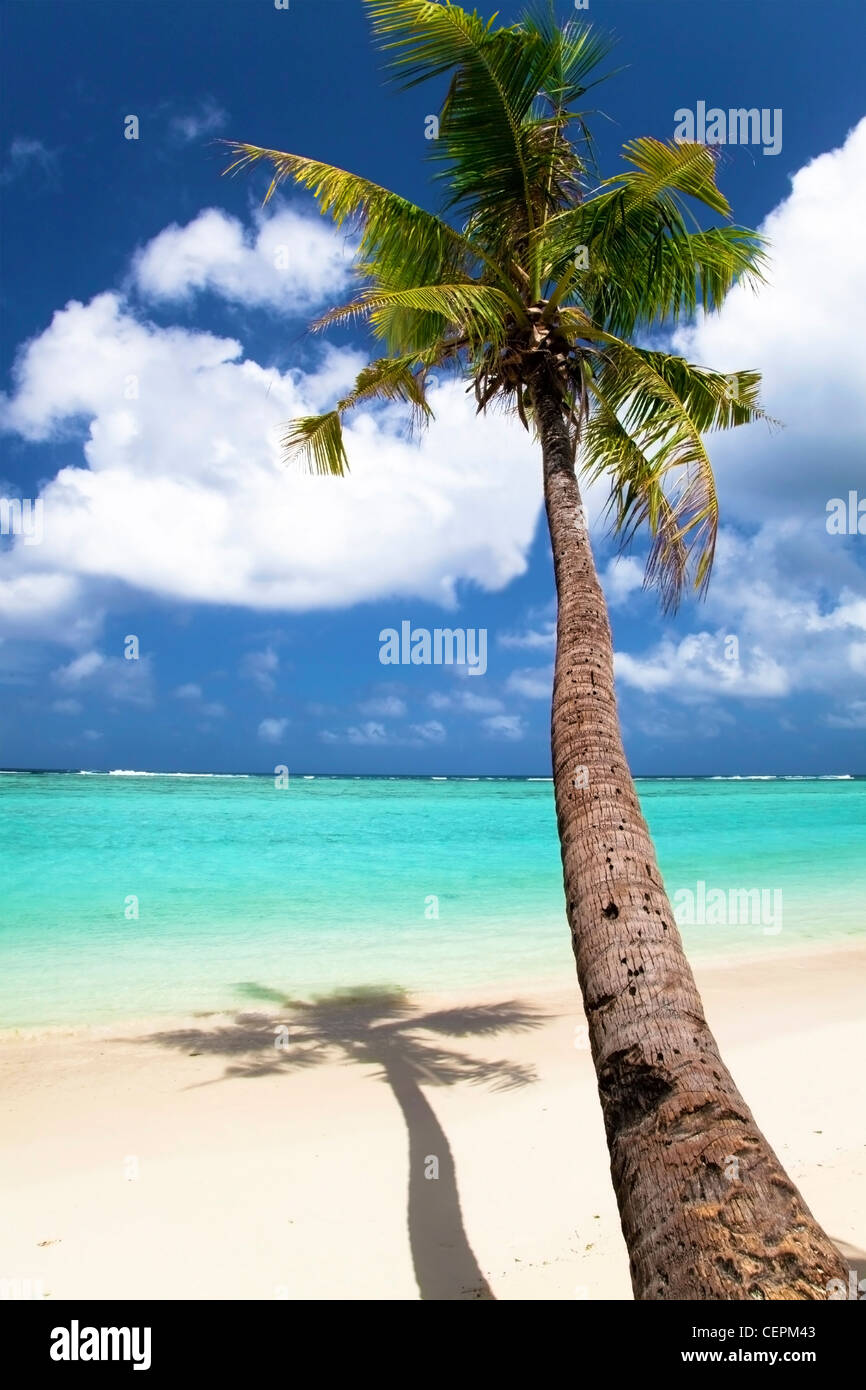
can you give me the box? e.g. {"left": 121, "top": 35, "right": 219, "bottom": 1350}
{"left": 148, "top": 985, "right": 542, "bottom": 1300}
{"left": 223, "top": 1, "right": 846, "bottom": 1298}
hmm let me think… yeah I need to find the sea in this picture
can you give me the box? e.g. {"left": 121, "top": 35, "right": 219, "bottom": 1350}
{"left": 0, "top": 772, "right": 863, "bottom": 1029}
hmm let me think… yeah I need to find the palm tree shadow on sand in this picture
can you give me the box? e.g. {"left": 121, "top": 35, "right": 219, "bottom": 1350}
{"left": 141, "top": 985, "right": 547, "bottom": 1301}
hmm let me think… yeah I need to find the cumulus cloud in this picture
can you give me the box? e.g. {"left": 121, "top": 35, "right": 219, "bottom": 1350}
{"left": 0, "top": 137, "right": 59, "bottom": 187}
{"left": 168, "top": 100, "right": 228, "bottom": 145}
{"left": 499, "top": 619, "right": 556, "bottom": 651}
{"left": 613, "top": 120, "right": 866, "bottom": 719}
{"left": 319, "top": 716, "right": 448, "bottom": 746}
{"left": 345, "top": 721, "right": 388, "bottom": 746}
{"left": 241, "top": 646, "right": 279, "bottom": 693}
{"left": 52, "top": 649, "right": 154, "bottom": 706}
{"left": 672, "top": 117, "right": 866, "bottom": 525}
{"left": 3, "top": 124, "right": 864, "bottom": 758}
{"left": 132, "top": 205, "right": 353, "bottom": 312}
{"left": 614, "top": 531, "right": 866, "bottom": 704}
{"left": 615, "top": 633, "right": 789, "bottom": 698}
{"left": 359, "top": 695, "right": 407, "bottom": 717}
{"left": 826, "top": 700, "right": 866, "bottom": 729}
{"left": 258, "top": 717, "right": 288, "bottom": 743}
{"left": 409, "top": 719, "right": 446, "bottom": 743}
{"left": 506, "top": 666, "right": 553, "bottom": 700}
{"left": 427, "top": 689, "right": 503, "bottom": 714}
{"left": 173, "top": 682, "right": 226, "bottom": 719}
{"left": 603, "top": 556, "right": 646, "bottom": 608}
{"left": 482, "top": 713, "right": 525, "bottom": 741}
{"left": 56, "top": 651, "right": 104, "bottom": 683}
{"left": 51, "top": 698, "right": 82, "bottom": 715}
{"left": 0, "top": 243, "right": 540, "bottom": 637}
{"left": 0, "top": 572, "right": 102, "bottom": 647}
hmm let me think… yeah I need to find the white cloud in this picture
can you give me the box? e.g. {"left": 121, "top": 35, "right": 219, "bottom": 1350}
{"left": 52, "top": 649, "right": 154, "bottom": 705}
{"left": 258, "top": 717, "right": 288, "bottom": 743}
{"left": 826, "top": 700, "right": 866, "bottom": 729}
{"left": 603, "top": 556, "right": 645, "bottom": 608}
{"left": 346, "top": 721, "right": 388, "bottom": 746}
{"left": 672, "top": 117, "right": 866, "bottom": 526}
{"left": 51, "top": 698, "right": 81, "bottom": 715}
{"left": 359, "top": 695, "right": 407, "bottom": 717}
{"left": 241, "top": 646, "right": 279, "bottom": 692}
{"left": 132, "top": 205, "right": 353, "bottom": 312}
{"left": 458, "top": 691, "right": 503, "bottom": 714}
{"left": 0, "top": 255, "right": 540, "bottom": 634}
{"left": 321, "top": 720, "right": 392, "bottom": 746}
{"left": 0, "top": 137, "right": 58, "bottom": 186}
{"left": 0, "top": 573, "right": 102, "bottom": 646}
{"left": 175, "top": 682, "right": 202, "bottom": 699}
{"left": 56, "top": 650, "right": 104, "bottom": 683}
{"left": 613, "top": 529, "right": 866, "bottom": 704}
{"left": 5, "top": 124, "right": 863, "bottom": 750}
{"left": 615, "top": 632, "right": 789, "bottom": 698}
{"left": 506, "top": 666, "right": 552, "bottom": 700}
{"left": 409, "top": 719, "right": 446, "bottom": 743}
{"left": 608, "top": 119, "right": 866, "bottom": 720}
{"left": 426, "top": 689, "right": 503, "bottom": 714}
{"left": 482, "top": 713, "right": 526, "bottom": 741}
{"left": 168, "top": 101, "right": 227, "bottom": 145}
{"left": 319, "top": 716, "right": 447, "bottom": 747}
{"left": 499, "top": 620, "right": 555, "bottom": 651}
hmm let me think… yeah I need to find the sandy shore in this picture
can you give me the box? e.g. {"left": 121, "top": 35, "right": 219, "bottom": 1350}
{"left": 1, "top": 943, "right": 863, "bottom": 1300}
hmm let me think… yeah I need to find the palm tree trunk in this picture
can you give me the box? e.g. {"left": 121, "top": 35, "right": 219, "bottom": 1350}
{"left": 530, "top": 378, "right": 847, "bottom": 1300}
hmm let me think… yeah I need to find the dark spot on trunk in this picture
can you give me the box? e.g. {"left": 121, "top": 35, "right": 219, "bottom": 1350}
{"left": 602, "top": 902, "right": 619, "bottom": 919}
{"left": 598, "top": 1048, "right": 675, "bottom": 1139}
{"left": 587, "top": 991, "right": 616, "bottom": 1014}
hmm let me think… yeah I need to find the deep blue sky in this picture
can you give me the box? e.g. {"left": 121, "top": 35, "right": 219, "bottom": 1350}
{"left": 1, "top": 0, "right": 864, "bottom": 774}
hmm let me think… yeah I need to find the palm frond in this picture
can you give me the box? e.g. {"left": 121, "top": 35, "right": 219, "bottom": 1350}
{"left": 222, "top": 141, "right": 518, "bottom": 308}
{"left": 366, "top": 0, "right": 608, "bottom": 291}
{"left": 282, "top": 411, "right": 349, "bottom": 477}
{"left": 607, "top": 137, "right": 732, "bottom": 217}
{"left": 312, "top": 281, "right": 513, "bottom": 354}
{"left": 541, "top": 147, "right": 766, "bottom": 335}
{"left": 582, "top": 344, "right": 769, "bottom": 609}
{"left": 337, "top": 351, "right": 442, "bottom": 431}
{"left": 284, "top": 347, "right": 453, "bottom": 474}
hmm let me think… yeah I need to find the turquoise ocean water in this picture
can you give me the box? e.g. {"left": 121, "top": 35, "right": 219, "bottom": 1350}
{"left": 0, "top": 772, "right": 863, "bottom": 1030}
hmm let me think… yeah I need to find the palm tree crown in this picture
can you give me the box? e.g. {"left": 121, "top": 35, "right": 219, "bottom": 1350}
{"left": 224, "top": 0, "right": 769, "bottom": 611}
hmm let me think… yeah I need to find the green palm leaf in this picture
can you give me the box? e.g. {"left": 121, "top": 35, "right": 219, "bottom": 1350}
{"left": 229, "top": 2, "right": 770, "bottom": 607}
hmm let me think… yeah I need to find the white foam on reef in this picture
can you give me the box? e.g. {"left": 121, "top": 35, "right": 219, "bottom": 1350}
{"left": 107, "top": 770, "right": 249, "bottom": 778}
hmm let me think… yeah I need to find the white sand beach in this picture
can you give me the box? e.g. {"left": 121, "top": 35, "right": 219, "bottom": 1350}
{"left": 1, "top": 942, "right": 863, "bottom": 1301}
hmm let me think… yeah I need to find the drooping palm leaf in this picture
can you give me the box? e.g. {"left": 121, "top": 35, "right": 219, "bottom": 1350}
{"left": 228, "top": 1, "right": 771, "bottom": 608}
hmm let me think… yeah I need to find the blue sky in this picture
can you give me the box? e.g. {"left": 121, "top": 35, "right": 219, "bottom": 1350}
{"left": 1, "top": 0, "right": 864, "bottom": 775}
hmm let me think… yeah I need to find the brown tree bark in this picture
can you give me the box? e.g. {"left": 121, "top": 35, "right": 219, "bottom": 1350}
{"left": 530, "top": 376, "right": 848, "bottom": 1300}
